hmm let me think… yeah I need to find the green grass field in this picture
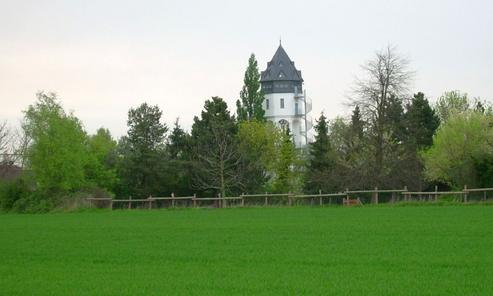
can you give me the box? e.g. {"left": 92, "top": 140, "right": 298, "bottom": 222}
{"left": 1, "top": 206, "right": 492, "bottom": 295}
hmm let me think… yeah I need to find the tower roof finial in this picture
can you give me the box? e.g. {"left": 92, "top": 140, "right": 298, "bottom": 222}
{"left": 279, "top": 36, "right": 282, "bottom": 46}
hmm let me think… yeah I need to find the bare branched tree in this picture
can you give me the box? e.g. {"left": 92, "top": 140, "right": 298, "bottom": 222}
{"left": 12, "top": 128, "right": 31, "bottom": 168}
{"left": 0, "top": 121, "right": 18, "bottom": 179}
{"left": 349, "top": 46, "right": 414, "bottom": 184}
{"left": 0, "top": 121, "right": 9, "bottom": 158}
{"left": 0, "top": 121, "right": 30, "bottom": 169}
{"left": 192, "top": 123, "right": 243, "bottom": 197}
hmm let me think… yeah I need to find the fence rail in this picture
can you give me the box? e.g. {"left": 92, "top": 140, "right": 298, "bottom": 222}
{"left": 86, "top": 186, "right": 493, "bottom": 210}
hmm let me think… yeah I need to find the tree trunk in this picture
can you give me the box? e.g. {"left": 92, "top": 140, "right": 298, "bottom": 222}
{"left": 220, "top": 159, "right": 226, "bottom": 199}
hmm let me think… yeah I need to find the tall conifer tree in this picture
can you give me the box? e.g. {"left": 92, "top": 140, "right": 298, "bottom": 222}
{"left": 236, "top": 54, "right": 265, "bottom": 121}
{"left": 304, "top": 113, "right": 337, "bottom": 193}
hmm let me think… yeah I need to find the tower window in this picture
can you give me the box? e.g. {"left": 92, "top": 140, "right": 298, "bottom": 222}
{"left": 266, "top": 99, "right": 270, "bottom": 110}
{"left": 279, "top": 119, "right": 289, "bottom": 131}
{"left": 280, "top": 98, "right": 285, "bottom": 109}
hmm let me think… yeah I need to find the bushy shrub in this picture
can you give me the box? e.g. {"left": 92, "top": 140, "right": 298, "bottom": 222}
{"left": 0, "top": 178, "right": 33, "bottom": 211}
{"left": 10, "top": 191, "right": 54, "bottom": 213}
{"left": 0, "top": 176, "right": 115, "bottom": 213}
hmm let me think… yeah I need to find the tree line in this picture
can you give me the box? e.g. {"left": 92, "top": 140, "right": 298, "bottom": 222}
{"left": 1, "top": 47, "right": 492, "bottom": 212}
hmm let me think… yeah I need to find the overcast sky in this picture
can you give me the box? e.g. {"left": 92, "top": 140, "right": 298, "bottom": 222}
{"left": 1, "top": 0, "right": 492, "bottom": 137}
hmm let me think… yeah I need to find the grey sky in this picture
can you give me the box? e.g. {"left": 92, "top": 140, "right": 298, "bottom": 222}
{"left": 1, "top": 0, "right": 492, "bottom": 137}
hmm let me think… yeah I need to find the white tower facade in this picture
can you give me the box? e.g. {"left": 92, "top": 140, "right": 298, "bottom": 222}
{"left": 260, "top": 45, "right": 312, "bottom": 148}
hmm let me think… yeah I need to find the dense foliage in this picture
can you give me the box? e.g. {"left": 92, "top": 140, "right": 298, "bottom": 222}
{"left": 1, "top": 49, "right": 492, "bottom": 212}
{"left": 423, "top": 111, "right": 493, "bottom": 188}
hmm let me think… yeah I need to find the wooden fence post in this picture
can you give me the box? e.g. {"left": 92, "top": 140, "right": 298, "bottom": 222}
{"left": 435, "top": 185, "right": 438, "bottom": 202}
{"left": 148, "top": 196, "right": 152, "bottom": 210}
{"left": 373, "top": 186, "right": 379, "bottom": 204}
{"left": 319, "top": 190, "right": 323, "bottom": 206}
{"left": 464, "top": 185, "right": 468, "bottom": 203}
{"left": 128, "top": 196, "right": 132, "bottom": 210}
{"left": 264, "top": 192, "right": 268, "bottom": 206}
{"left": 241, "top": 193, "right": 245, "bottom": 207}
{"left": 171, "top": 192, "right": 175, "bottom": 208}
{"left": 219, "top": 193, "right": 224, "bottom": 208}
{"left": 193, "top": 194, "right": 197, "bottom": 208}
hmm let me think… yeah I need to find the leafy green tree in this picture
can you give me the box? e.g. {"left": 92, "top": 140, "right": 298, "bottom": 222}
{"left": 329, "top": 116, "right": 369, "bottom": 190}
{"left": 117, "top": 103, "right": 168, "bottom": 197}
{"left": 272, "top": 128, "right": 302, "bottom": 193}
{"left": 304, "top": 114, "right": 338, "bottom": 193}
{"left": 435, "top": 90, "right": 470, "bottom": 123}
{"left": 236, "top": 54, "right": 265, "bottom": 121}
{"left": 237, "top": 120, "right": 282, "bottom": 193}
{"left": 85, "top": 128, "right": 118, "bottom": 192}
{"left": 23, "top": 92, "right": 88, "bottom": 194}
{"left": 422, "top": 111, "right": 493, "bottom": 188}
{"left": 191, "top": 97, "right": 240, "bottom": 197}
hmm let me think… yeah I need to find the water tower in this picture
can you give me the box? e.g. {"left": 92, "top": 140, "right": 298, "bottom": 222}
{"left": 260, "top": 44, "right": 312, "bottom": 148}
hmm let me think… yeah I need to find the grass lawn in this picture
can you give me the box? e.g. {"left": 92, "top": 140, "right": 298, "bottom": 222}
{"left": 0, "top": 206, "right": 492, "bottom": 295}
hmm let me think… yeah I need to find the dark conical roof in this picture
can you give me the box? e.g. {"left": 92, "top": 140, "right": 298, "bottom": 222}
{"left": 260, "top": 45, "right": 303, "bottom": 82}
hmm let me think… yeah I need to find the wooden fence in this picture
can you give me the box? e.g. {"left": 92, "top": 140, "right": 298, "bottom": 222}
{"left": 86, "top": 186, "right": 493, "bottom": 210}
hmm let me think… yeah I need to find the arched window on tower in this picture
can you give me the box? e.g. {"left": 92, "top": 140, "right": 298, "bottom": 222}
{"left": 279, "top": 119, "right": 289, "bottom": 133}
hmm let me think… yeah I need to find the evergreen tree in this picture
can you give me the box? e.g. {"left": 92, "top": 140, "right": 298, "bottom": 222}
{"left": 168, "top": 118, "right": 190, "bottom": 160}
{"left": 166, "top": 119, "right": 193, "bottom": 196}
{"left": 191, "top": 97, "right": 241, "bottom": 197}
{"left": 397, "top": 92, "right": 440, "bottom": 190}
{"left": 385, "top": 94, "right": 406, "bottom": 143}
{"left": 304, "top": 114, "right": 337, "bottom": 193}
{"left": 404, "top": 92, "right": 440, "bottom": 149}
{"left": 117, "top": 103, "right": 168, "bottom": 197}
{"left": 236, "top": 54, "right": 265, "bottom": 121}
{"left": 350, "top": 105, "right": 364, "bottom": 140}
